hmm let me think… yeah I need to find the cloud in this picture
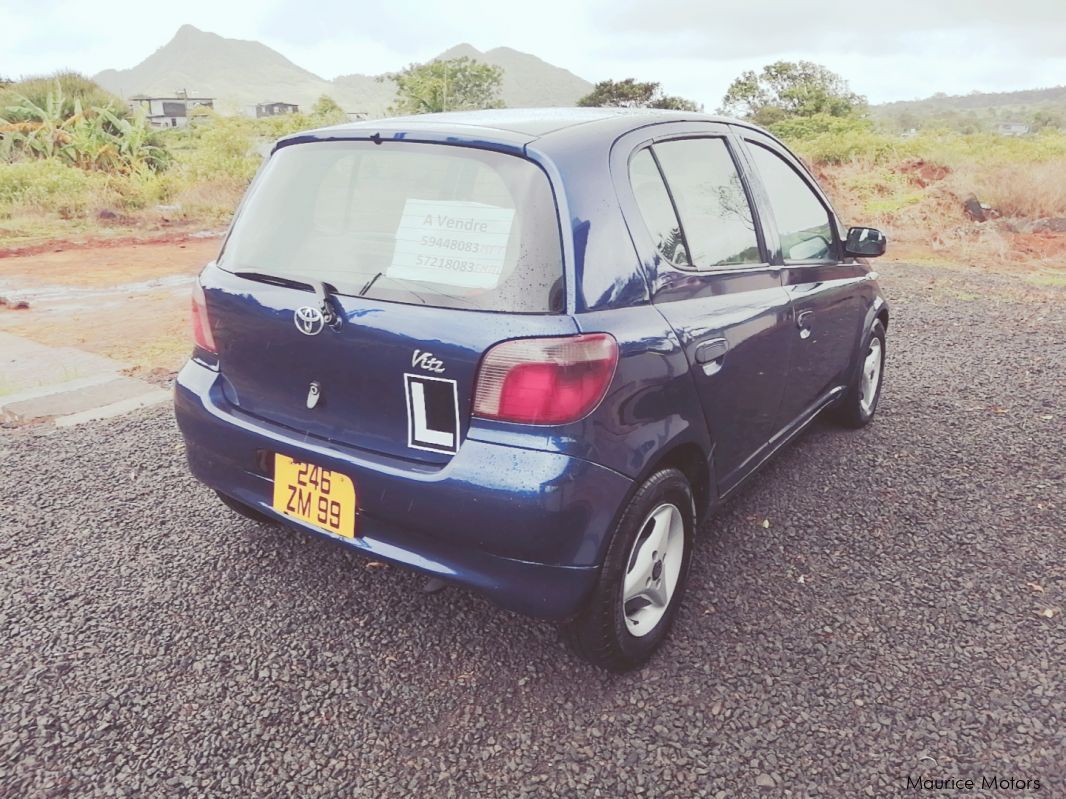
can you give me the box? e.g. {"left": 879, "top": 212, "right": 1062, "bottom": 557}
{"left": 600, "top": 0, "right": 1066, "bottom": 57}
{"left": 1, "top": 0, "right": 1062, "bottom": 106}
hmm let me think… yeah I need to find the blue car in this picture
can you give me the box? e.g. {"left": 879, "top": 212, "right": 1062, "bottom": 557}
{"left": 175, "top": 108, "right": 888, "bottom": 670}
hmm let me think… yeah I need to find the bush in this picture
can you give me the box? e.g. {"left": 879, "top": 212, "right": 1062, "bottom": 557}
{"left": 171, "top": 114, "right": 261, "bottom": 184}
{"left": 0, "top": 71, "right": 126, "bottom": 122}
{"left": 777, "top": 120, "right": 912, "bottom": 166}
{"left": 0, "top": 159, "right": 109, "bottom": 216}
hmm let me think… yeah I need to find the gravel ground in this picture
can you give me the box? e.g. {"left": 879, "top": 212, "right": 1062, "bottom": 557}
{"left": 2, "top": 262, "right": 1063, "bottom": 798}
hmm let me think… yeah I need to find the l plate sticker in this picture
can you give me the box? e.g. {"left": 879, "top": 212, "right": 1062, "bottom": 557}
{"left": 404, "top": 373, "right": 460, "bottom": 454}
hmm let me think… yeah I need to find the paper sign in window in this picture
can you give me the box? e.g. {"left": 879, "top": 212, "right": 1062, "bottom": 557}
{"left": 388, "top": 199, "right": 515, "bottom": 289}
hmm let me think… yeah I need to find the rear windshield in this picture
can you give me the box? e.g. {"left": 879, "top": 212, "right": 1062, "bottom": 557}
{"left": 218, "top": 140, "right": 565, "bottom": 313}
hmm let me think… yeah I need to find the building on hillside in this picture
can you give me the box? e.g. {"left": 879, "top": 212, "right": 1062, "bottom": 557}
{"left": 128, "top": 93, "right": 214, "bottom": 128}
{"left": 996, "top": 121, "right": 1031, "bottom": 137}
{"left": 255, "top": 101, "right": 300, "bottom": 118}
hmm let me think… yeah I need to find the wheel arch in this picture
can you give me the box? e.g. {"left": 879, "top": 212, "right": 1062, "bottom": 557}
{"left": 634, "top": 440, "right": 715, "bottom": 525}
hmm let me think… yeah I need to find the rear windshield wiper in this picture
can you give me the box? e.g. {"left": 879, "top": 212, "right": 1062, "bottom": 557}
{"left": 234, "top": 270, "right": 346, "bottom": 327}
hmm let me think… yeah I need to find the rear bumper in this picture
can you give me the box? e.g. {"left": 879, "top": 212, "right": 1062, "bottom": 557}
{"left": 174, "top": 359, "right": 632, "bottom": 619}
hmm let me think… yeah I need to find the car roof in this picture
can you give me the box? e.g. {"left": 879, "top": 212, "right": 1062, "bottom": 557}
{"left": 313, "top": 107, "right": 750, "bottom": 144}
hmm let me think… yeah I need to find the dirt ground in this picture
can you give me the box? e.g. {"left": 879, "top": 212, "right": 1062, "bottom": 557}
{"left": 0, "top": 235, "right": 221, "bottom": 377}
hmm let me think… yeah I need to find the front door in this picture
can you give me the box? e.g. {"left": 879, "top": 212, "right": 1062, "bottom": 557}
{"left": 738, "top": 131, "right": 870, "bottom": 427}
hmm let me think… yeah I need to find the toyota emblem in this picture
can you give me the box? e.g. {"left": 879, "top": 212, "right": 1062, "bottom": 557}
{"left": 294, "top": 306, "right": 325, "bottom": 336}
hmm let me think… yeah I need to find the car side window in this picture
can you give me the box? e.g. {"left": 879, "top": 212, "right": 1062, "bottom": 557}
{"left": 629, "top": 148, "right": 690, "bottom": 266}
{"left": 652, "top": 138, "right": 762, "bottom": 269}
{"left": 747, "top": 142, "right": 837, "bottom": 263}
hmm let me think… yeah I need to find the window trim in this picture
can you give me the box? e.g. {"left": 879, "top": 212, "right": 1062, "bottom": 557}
{"left": 647, "top": 146, "right": 694, "bottom": 269}
{"left": 626, "top": 134, "right": 772, "bottom": 275}
{"left": 741, "top": 136, "right": 843, "bottom": 266}
{"left": 627, "top": 145, "right": 694, "bottom": 271}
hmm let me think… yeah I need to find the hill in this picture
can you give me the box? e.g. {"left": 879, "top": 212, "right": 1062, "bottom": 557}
{"left": 94, "top": 27, "right": 592, "bottom": 117}
{"left": 872, "top": 86, "right": 1066, "bottom": 131}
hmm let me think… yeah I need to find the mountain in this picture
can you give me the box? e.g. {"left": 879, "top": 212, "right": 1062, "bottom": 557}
{"left": 94, "top": 26, "right": 593, "bottom": 117}
{"left": 94, "top": 25, "right": 347, "bottom": 113}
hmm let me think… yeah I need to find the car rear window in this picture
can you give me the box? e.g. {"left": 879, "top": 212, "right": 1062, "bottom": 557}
{"left": 218, "top": 140, "right": 565, "bottom": 313}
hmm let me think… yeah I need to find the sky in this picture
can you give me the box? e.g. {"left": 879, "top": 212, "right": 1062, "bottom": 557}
{"left": 3, "top": 0, "right": 1065, "bottom": 108}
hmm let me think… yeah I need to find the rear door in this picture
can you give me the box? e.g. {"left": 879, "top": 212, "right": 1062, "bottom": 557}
{"left": 204, "top": 138, "right": 570, "bottom": 465}
{"left": 619, "top": 125, "right": 794, "bottom": 493}
{"left": 735, "top": 130, "right": 870, "bottom": 427}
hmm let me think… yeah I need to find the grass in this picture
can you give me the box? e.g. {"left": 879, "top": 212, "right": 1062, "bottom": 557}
{"left": 1027, "top": 271, "right": 1066, "bottom": 287}
{"left": 774, "top": 119, "right": 1066, "bottom": 270}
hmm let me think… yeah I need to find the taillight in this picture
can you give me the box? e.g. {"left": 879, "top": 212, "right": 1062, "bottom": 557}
{"left": 191, "top": 281, "right": 217, "bottom": 354}
{"left": 473, "top": 334, "right": 618, "bottom": 425}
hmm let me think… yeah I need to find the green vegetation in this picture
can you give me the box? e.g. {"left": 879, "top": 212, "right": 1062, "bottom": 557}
{"left": 2, "top": 72, "right": 126, "bottom": 120}
{"left": 1, "top": 76, "right": 167, "bottom": 172}
{"left": 2, "top": 67, "right": 1064, "bottom": 272}
{"left": 577, "top": 79, "right": 701, "bottom": 111}
{"left": 383, "top": 57, "right": 503, "bottom": 115}
{"left": 0, "top": 73, "right": 366, "bottom": 243}
{"left": 311, "top": 94, "right": 347, "bottom": 124}
{"left": 714, "top": 61, "right": 1066, "bottom": 266}
{"left": 873, "top": 86, "right": 1066, "bottom": 134}
{"left": 721, "top": 61, "right": 865, "bottom": 127}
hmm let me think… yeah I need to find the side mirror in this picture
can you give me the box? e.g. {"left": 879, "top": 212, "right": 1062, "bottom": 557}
{"left": 845, "top": 226, "right": 887, "bottom": 258}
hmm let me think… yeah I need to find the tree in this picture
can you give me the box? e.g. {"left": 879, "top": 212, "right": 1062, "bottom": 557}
{"left": 720, "top": 61, "right": 865, "bottom": 126}
{"left": 577, "top": 79, "right": 701, "bottom": 111}
{"left": 311, "top": 94, "right": 346, "bottom": 124}
{"left": 383, "top": 57, "right": 504, "bottom": 115}
{"left": 1031, "top": 110, "right": 1062, "bottom": 131}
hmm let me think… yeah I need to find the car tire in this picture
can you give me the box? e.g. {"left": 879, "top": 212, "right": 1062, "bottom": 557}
{"left": 832, "top": 318, "right": 886, "bottom": 429}
{"left": 216, "top": 491, "right": 277, "bottom": 525}
{"left": 564, "top": 468, "right": 695, "bottom": 672}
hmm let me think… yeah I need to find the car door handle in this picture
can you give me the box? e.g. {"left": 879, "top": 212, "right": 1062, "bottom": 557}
{"left": 695, "top": 338, "right": 729, "bottom": 364}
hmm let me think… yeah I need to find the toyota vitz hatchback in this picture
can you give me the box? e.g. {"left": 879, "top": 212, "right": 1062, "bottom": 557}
{"left": 175, "top": 108, "right": 888, "bottom": 671}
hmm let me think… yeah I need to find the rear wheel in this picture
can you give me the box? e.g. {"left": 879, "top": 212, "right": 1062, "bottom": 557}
{"left": 832, "top": 318, "right": 886, "bottom": 428}
{"left": 564, "top": 468, "right": 694, "bottom": 671}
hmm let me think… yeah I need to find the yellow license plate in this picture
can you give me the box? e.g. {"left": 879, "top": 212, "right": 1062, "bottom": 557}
{"left": 272, "top": 454, "right": 357, "bottom": 539}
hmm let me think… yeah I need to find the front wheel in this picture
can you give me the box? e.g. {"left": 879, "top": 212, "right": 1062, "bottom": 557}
{"left": 832, "top": 318, "right": 886, "bottom": 428}
{"left": 564, "top": 468, "right": 695, "bottom": 672}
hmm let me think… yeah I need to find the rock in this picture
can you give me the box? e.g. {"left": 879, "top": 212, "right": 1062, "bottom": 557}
{"left": 96, "top": 208, "right": 118, "bottom": 220}
{"left": 963, "top": 195, "right": 986, "bottom": 222}
{"left": 756, "top": 773, "right": 776, "bottom": 788}
{"left": 1033, "top": 217, "right": 1066, "bottom": 233}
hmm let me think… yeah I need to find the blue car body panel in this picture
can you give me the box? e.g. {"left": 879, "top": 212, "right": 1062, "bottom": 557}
{"left": 175, "top": 108, "right": 887, "bottom": 620}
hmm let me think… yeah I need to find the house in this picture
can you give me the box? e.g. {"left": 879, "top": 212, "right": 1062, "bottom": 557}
{"left": 996, "top": 122, "right": 1031, "bottom": 137}
{"left": 255, "top": 101, "right": 299, "bottom": 118}
{"left": 128, "top": 92, "right": 214, "bottom": 128}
